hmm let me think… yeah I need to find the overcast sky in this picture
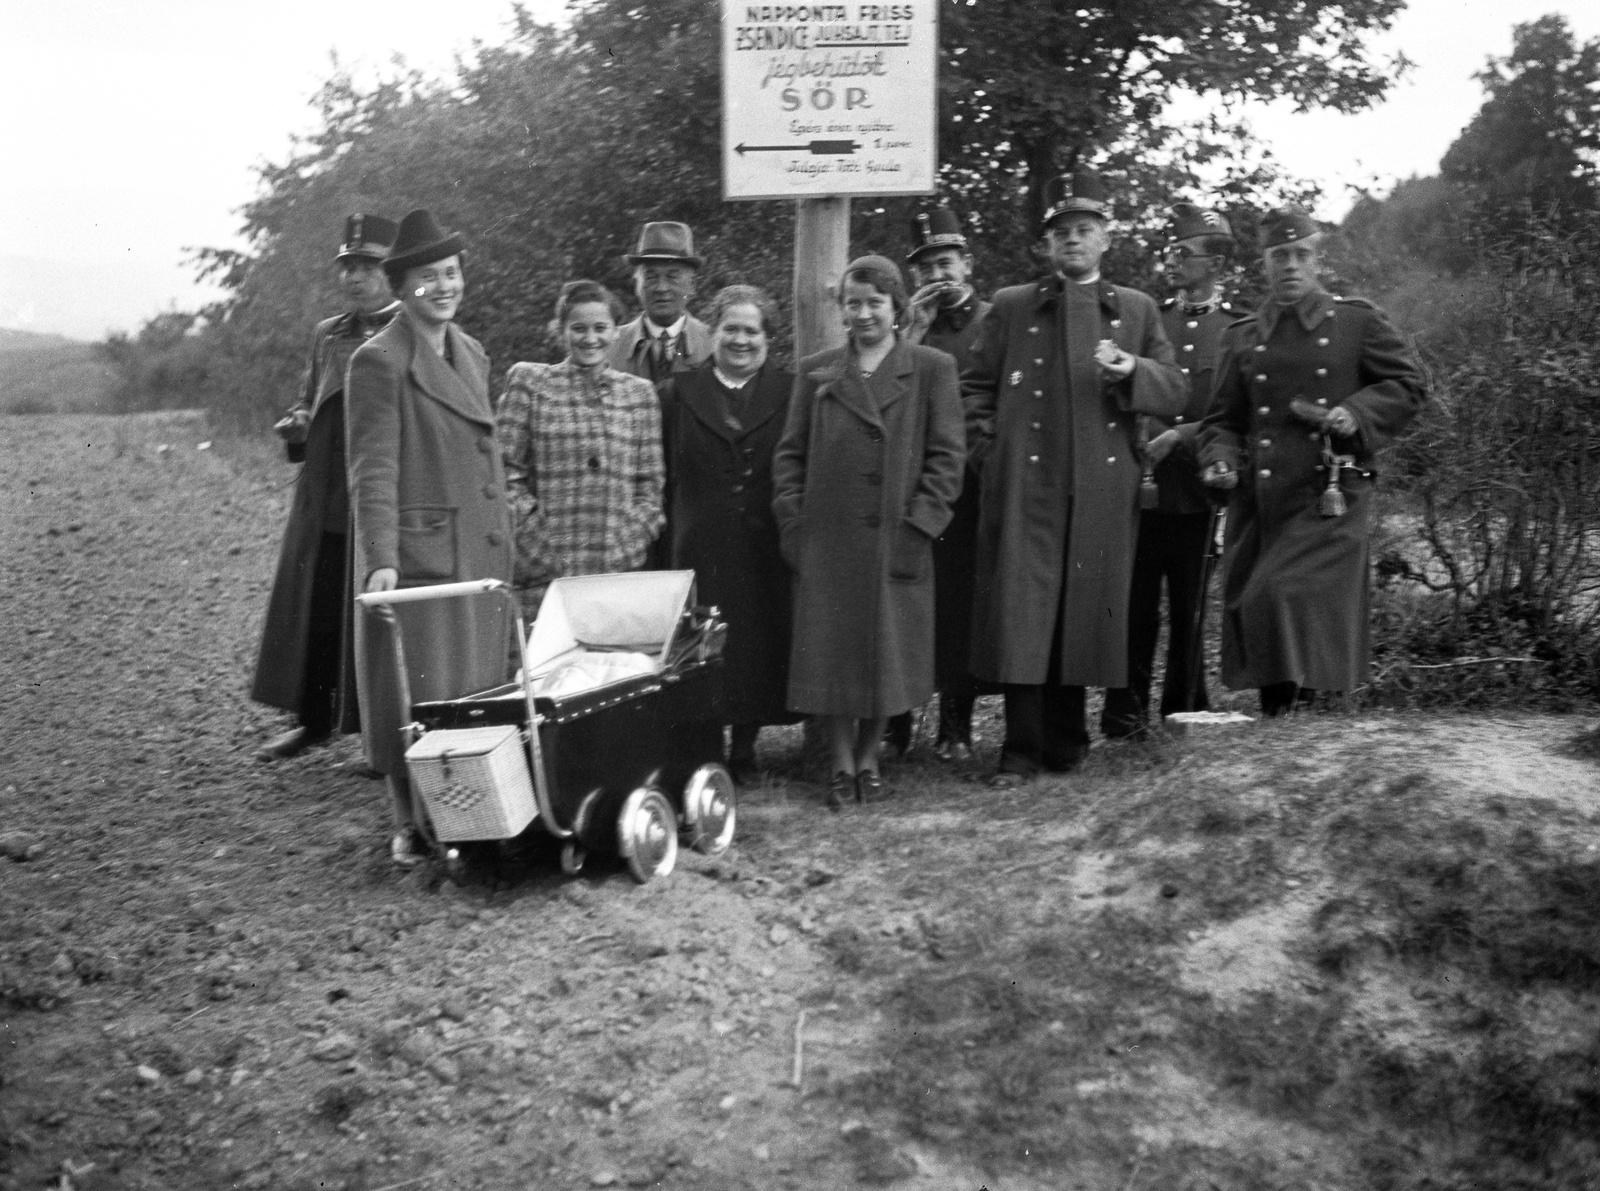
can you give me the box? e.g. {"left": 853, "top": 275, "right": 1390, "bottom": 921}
{"left": 3, "top": 0, "right": 1596, "bottom": 341}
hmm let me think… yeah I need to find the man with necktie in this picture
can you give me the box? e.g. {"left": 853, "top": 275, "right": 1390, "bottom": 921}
{"left": 607, "top": 222, "right": 713, "bottom": 384}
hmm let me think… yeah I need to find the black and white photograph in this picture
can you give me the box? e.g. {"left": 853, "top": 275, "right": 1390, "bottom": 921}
{"left": 4, "top": 0, "right": 1599, "bottom": 1187}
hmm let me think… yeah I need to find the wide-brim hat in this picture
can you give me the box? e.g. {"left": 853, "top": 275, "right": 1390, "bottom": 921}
{"left": 1043, "top": 166, "right": 1111, "bottom": 228}
{"left": 336, "top": 213, "right": 398, "bottom": 262}
{"left": 382, "top": 209, "right": 466, "bottom": 280}
{"left": 625, "top": 221, "right": 703, "bottom": 269}
{"left": 1167, "top": 202, "right": 1233, "bottom": 244}
{"left": 1259, "top": 206, "right": 1321, "bottom": 249}
{"left": 907, "top": 207, "right": 969, "bottom": 262}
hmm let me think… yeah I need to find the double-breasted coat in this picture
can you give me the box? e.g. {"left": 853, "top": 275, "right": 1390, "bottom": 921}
{"left": 963, "top": 276, "right": 1188, "bottom": 686}
{"left": 251, "top": 308, "right": 394, "bottom": 726}
{"left": 1152, "top": 295, "right": 1241, "bottom": 514}
{"left": 346, "top": 307, "right": 516, "bottom": 774}
{"left": 659, "top": 361, "right": 795, "bottom": 725}
{"left": 1197, "top": 288, "right": 1426, "bottom": 692}
{"left": 772, "top": 340, "right": 966, "bottom": 718}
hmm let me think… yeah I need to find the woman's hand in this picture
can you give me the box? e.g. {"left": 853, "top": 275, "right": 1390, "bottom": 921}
{"left": 365, "top": 568, "right": 399, "bottom": 594}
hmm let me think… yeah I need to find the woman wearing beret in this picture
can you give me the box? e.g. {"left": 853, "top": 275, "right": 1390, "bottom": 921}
{"left": 658, "top": 285, "right": 798, "bottom": 784}
{"left": 346, "top": 209, "right": 515, "bottom": 867}
{"left": 772, "top": 255, "right": 966, "bottom": 809}
{"left": 496, "top": 280, "right": 665, "bottom": 619}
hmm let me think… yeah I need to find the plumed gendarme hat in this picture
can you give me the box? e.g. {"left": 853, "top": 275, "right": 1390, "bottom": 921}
{"left": 336, "top": 213, "right": 398, "bottom": 263}
{"left": 625, "top": 222, "right": 703, "bottom": 269}
{"left": 1167, "top": 202, "right": 1233, "bottom": 244}
{"left": 1259, "top": 206, "right": 1321, "bottom": 250}
{"left": 382, "top": 209, "right": 466, "bottom": 281}
{"left": 1043, "top": 166, "right": 1111, "bottom": 228}
{"left": 907, "top": 207, "right": 969, "bottom": 262}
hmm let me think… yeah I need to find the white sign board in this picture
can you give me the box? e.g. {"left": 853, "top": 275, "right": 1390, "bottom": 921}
{"left": 721, "top": 2, "right": 938, "bottom": 201}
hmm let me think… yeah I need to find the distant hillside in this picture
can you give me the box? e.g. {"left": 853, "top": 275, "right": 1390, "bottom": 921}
{"left": 0, "top": 327, "right": 116, "bottom": 414}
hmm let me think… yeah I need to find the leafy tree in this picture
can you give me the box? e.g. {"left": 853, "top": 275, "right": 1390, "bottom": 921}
{"left": 116, "top": 0, "right": 1413, "bottom": 428}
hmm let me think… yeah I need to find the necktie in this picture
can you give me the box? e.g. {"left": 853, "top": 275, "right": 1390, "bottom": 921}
{"left": 655, "top": 330, "right": 673, "bottom": 370}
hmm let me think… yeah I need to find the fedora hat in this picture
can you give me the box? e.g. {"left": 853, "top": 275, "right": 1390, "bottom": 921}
{"left": 335, "top": 213, "right": 398, "bottom": 263}
{"left": 1043, "top": 166, "right": 1111, "bottom": 229}
{"left": 625, "top": 222, "right": 703, "bottom": 269}
{"left": 907, "top": 207, "right": 969, "bottom": 262}
{"left": 1259, "top": 205, "right": 1321, "bottom": 249}
{"left": 382, "top": 209, "right": 466, "bottom": 281}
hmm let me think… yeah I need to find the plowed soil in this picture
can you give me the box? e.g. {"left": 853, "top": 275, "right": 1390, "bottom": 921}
{"left": 4, "top": 412, "right": 1599, "bottom": 1191}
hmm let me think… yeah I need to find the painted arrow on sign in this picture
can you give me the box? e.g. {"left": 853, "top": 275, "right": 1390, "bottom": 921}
{"left": 735, "top": 140, "right": 861, "bottom": 156}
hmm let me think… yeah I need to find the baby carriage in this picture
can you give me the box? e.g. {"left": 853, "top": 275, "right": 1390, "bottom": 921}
{"left": 354, "top": 571, "right": 735, "bottom": 883}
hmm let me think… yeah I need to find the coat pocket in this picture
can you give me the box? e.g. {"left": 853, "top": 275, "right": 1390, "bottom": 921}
{"left": 397, "top": 505, "right": 458, "bottom": 581}
{"left": 888, "top": 521, "right": 931, "bottom": 583}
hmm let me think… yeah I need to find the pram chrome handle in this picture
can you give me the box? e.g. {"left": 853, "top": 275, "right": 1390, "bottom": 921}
{"left": 355, "top": 578, "right": 510, "bottom": 607}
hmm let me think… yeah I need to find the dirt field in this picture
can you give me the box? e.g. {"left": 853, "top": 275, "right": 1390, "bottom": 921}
{"left": 4, "top": 412, "right": 1599, "bottom": 1191}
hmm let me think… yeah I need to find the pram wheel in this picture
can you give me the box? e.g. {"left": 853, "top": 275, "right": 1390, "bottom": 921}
{"left": 560, "top": 841, "right": 587, "bottom": 875}
{"left": 682, "top": 763, "right": 737, "bottom": 856}
{"left": 618, "top": 787, "right": 678, "bottom": 884}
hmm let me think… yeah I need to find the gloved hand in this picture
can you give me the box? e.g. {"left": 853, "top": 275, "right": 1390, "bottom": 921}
{"left": 1143, "top": 428, "right": 1181, "bottom": 465}
{"left": 1290, "top": 399, "right": 1356, "bottom": 438}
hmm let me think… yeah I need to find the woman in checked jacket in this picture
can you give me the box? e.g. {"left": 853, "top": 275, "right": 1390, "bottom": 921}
{"left": 497, "top": 280, "right": 666, "bottom": 618}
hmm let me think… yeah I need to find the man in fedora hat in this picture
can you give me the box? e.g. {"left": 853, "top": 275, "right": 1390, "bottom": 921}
{"left": 251, "top": 213, "right": 399, "bottom": 761}
{"left": 608, "top": 221, "right": 713, "bottom": 385}
{"left": 1102, "top": 201, "right": 1242, "bottom": 739}
{"left": 1198, "top": 205, "right": 1426, "bottom": 716}
{"left": 884, "top": 206, "right": 992, "bottom": 762}
{"left": 963, "top": 166, "right": 1188, "bottom": 785}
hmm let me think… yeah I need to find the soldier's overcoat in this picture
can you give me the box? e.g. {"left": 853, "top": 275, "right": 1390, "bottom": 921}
{"left": 250, "top": 308, "right": 392, "bottom": 726}
{"left": 1197, "top": 289, "right": 1427, "bottom": 691}
{"left": 963, "top": 276, "right": 1188, "bottom": 686}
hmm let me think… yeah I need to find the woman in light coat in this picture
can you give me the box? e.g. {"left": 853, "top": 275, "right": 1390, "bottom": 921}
{"left": 347, "top": 209, "right": 514, "bottom": 866}
{"left": 772, "top": 255, "right": 965, "bottom": 809}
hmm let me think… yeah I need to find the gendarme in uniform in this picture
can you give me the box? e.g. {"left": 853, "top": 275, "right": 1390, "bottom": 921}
{"left": 1197, "top": 205, "right": 1427, "bottom": 712}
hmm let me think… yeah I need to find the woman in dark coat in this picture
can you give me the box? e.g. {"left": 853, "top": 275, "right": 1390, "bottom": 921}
{"left": 772, "top": 256, "right": 966, "bottom": 808}
{"left": 659, "top": 285, "right": 796, "bottom": 783}
{"left": 346, "top": 209, "right": 515, "bottom": 866}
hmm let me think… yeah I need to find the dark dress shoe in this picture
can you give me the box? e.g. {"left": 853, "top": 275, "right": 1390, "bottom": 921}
{"left": 855, "top": 769, "right": 886, "bottom": 803}
{"left": 256, "top": 726, "right": 329, "bottom": 761}
{"left": 883, "top": 714, "right": 913, "bottom": 758}
{"left": 933, "top": 739, "right": 973, "bottom": 763}
{"left": 826, "top": 771, "right": 853, "bottom": 812}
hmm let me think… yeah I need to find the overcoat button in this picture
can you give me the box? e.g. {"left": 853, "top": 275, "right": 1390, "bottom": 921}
{"left": 1181, "top": 367, "right": 1191, "bottom": 374}
{"left": 741, "top": 468, "right": 754, "bottom": 478}
{"left": 1106, "top": 421, "right": 1117, "bottom": 430}
{"left": 1174, "top": 416, "right": 1184, "bottom": 424}
{"left": 1257, "top": 406, "right": 1270, "bottom": 415}
{"left": 1031, "top": 421, "right": 1041, "bottom": 430}
{"left": 1317, "top": 337, "right": 1330, "bottom": 346}
{"left": 1028, "top": 454, "right": 1039, "bottom": 463}
{"left": 1182, "top": 343, "right": 1194, "bottom": 352}
{"left": 1186, "top": 320, "right": 1198, "bottom": 329}
{"left": 731, "top": 484, "right": 744, "bottom": 494}
{"left": 1260, "top": 438, "right": 1272, "bottom": 448}
{"left": 1255, "top": 345, "right": 1267, "bottom": 353}
{"left": 1110, "top": 319, "right": 1122, "bottom": 328}
{"left": 1028, "top": 326, "right": 1039, "bottom": 334}
{"left": 1033, "top": 390, "right": 1043, "bottom": 398}
{"left": 1259, "top": 468, "right": 1272, "bottom": 478}
{"left": 1316, "top": 397, "right": 1328, "bottom": 406}
{"left": 1107, "top": 456, "right": 1117, "bottom": 464}
{"left": 1034, "top": 358, "right": 1043, "bottom": 366}
{"left": 486, "top": 531, "right": 504, "bottom": 546}
{"left": 1255, "top": 373, "right": 1267, "bottom": 382}
{"left": 1316, "top": 368, "right": 1327, "bottom": 377}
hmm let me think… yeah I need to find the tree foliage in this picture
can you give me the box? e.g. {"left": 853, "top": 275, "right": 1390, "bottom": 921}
{"left": 109, "top": 0, "right": 1410, "bottom": 428}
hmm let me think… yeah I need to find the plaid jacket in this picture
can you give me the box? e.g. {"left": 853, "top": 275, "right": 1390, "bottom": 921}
{"left": 496, "top": 361, "right": 666, "bottom": 604}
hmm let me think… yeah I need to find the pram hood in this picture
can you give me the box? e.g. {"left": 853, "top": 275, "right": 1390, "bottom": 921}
{"left": 524, "top": 571, "right": 703, "bottom": 698}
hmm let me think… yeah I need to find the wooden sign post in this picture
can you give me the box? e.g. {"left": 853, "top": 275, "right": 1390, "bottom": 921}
{"left": 720, "top": 1, "right": 940, "bottom": 357}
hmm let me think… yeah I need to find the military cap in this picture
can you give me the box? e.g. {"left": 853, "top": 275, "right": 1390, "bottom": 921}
{"left": 1259, "top": 206, "right": 1321, "bottom": 249}
{"left": 1167, "top": 202, "right": 1233, "bottom": 244}
{"left": 1043, "top": 165, "right": 1111, "bottom": 228}
{"left": 336, "top": 213, "right": 398, "bottom": 263}
{"left": 907, "top": 207, "right": 970, "bottom": 263}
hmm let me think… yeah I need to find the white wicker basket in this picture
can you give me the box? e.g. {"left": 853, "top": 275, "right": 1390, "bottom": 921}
{"left": 405, "top": 725, "right": 538, "bottom": 842}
